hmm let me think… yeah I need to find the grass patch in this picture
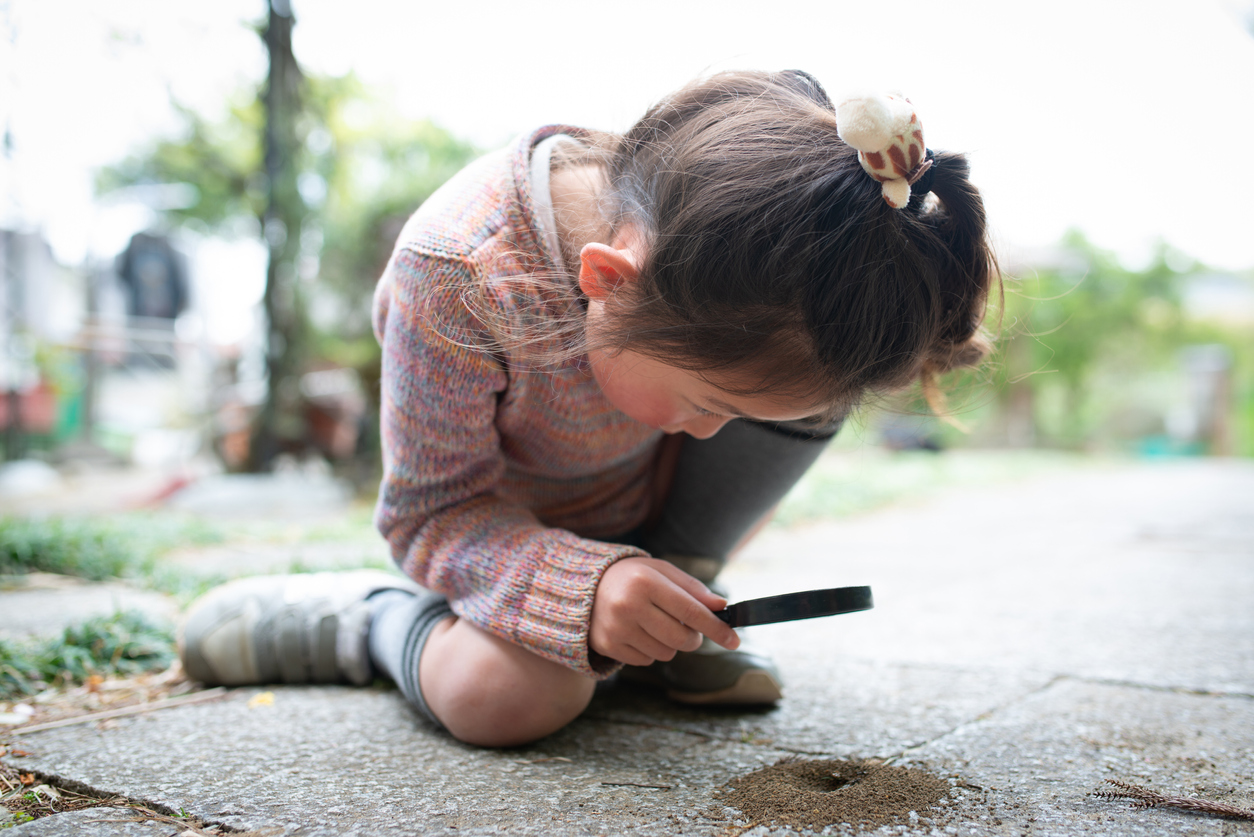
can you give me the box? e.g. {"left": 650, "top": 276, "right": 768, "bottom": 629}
{"left": 0, "top": 610, "right": 175, "bottom": 699}
{"left": 0, "top": 515, "right": 221, "bottom": 582}
{"left": 138, "top": 564, "right": 231, "bottom": 603}
{"left": 0, "top": 509, "right": 389, "bottom": 607}
{"left": 0, "top": 517, "right": 139, "bottom": 580}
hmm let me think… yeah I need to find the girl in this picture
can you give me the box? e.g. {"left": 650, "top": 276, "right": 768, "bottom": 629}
{"left": 179, "top": 70, "right": 996, "bottom": 748}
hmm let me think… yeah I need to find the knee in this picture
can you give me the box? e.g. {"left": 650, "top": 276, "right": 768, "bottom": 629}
{"left": 421, "top": 622, "right": 595, "bottom": 747}
{"left": 437, "top": 654, "right": 594, "bottom": 747}
{"left": 446, "top": 677, "right": 593, "bottom": 747}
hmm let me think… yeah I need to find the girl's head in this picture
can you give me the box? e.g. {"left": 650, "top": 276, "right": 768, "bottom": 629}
{"left": 573, "top": 69, "right": 997, "bottom": 430}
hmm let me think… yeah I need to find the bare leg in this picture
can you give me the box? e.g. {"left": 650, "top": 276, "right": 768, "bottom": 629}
{"left": 419, "top": 616, "right": 596, "bottom": 747}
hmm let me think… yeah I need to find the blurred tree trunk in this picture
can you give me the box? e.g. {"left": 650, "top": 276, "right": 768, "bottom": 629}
{"left": 250, "top": 0, "right": 307, "bottom": 470}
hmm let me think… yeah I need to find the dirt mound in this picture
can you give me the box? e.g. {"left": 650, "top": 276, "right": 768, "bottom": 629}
{"left": 720, "top": 757, "right": 949, "bottom": 832}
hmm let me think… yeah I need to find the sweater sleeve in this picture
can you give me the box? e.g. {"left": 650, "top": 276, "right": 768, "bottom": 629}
{"left": 373, "top": 246, "right": 641, "bottom": 678}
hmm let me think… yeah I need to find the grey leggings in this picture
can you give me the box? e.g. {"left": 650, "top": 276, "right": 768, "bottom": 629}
{"left": 369, "top": 417, "right": 838, "bottom": 724}
{"left": 639, "top": 418, "right": 837, "bottom": 580}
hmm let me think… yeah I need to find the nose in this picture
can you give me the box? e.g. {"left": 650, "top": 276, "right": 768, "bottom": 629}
{"left": 682, "top": 414, "right": 733, "bottom": 439}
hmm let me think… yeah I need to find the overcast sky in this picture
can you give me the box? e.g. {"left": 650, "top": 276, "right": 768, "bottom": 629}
{"left": 3, "top": 0, "right": 1254, "bottom": 277}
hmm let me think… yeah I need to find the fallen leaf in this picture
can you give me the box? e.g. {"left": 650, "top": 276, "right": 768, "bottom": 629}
{"left": 10, "top": 749, "right": 32, "bottom": 758}
{"left": 247, "top": 691, "right": 275, "bottom": 709}
{"left": 86, "top": 675, "right": 105, "bottom": 692}
{"left": 20, "top": 773, "right": 35, "bottom": 785}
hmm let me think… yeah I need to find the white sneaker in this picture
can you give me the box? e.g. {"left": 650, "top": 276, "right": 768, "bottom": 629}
{"left": 178, "top": 570, "right": 420, "bottom": 687}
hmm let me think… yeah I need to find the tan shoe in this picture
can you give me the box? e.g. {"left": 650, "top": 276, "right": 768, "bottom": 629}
{"left": 621, "top": 637, "right": 783, "bottom": 705}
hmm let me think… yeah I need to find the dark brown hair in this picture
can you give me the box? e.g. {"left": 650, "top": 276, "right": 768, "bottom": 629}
{"left": 470, "top": 70, "right": 998, "bottom": 422}
{"left": 587, "top": 70, "right": 998, "bottom": 421}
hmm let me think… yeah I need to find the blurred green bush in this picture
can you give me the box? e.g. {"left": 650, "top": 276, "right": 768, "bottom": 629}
{"left": 935, "top": 233, "right": 1252, "bottom": 455}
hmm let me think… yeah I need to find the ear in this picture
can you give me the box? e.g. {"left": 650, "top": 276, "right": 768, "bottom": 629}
{"left": 578, "top": 241, "right": 640, "bottom": 302}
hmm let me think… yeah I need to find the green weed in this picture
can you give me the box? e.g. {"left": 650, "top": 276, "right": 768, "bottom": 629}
{"left": 0, "top": 610, "right": 175, "bottom": 699}
{"left": 0, "top": 812, "right": 36, "bottom": 829}
{"left": 0, "top": 641, "right": 43, "bottom": 699}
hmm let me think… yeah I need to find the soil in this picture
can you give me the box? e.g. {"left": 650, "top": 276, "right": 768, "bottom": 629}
{"left": 719, "top": 757, "right": 950, "bottom": 832}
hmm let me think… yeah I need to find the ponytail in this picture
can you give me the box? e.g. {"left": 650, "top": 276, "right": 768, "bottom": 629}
{"left": 906, "top": 151, "right": 999, "bottom": 414}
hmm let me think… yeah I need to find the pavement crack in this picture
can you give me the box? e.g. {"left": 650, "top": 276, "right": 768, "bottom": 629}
{"left": 882, "top": 675, "right": 1068, "bottom": 764}
{"left": 2, "top": 763, "right": 244, "bottom": 834}
{"left": 881, "top": 673, "right": 1254, "bottom": 767}
{"left": 1057, "top": 675, "right": 1254, "bottom": 700}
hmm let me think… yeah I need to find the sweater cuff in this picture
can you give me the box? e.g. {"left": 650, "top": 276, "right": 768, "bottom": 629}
{"left": 512, "top": 530, "right": 643, "bottom": 678}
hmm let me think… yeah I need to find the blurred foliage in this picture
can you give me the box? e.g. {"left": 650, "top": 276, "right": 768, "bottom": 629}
{"left": 97, "top": 73, "right": 478, "bottom": 357}
{"left": 97, "top": 98, "right": 266, "bottom": 227}
{"left": 97, "top": 73, "right": 479, "bottom": 471}
{"left": 932, "top": 232, "right": 1253, "bottom": 455}
{"left": 0, "top": 610, "right": 174, "bottom": 699}
{"left": 300, "top": 75, "right": 479, "bottom": 363}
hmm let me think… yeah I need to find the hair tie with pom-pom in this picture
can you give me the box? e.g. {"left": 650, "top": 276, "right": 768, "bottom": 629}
{"left": 836, "top": 93, "right": 933, "bottom": 208}
{"left": 908, "top": 149, "right": 936, "bottom": 198}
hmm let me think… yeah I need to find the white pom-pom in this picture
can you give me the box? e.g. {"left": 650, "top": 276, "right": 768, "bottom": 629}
{"left": 836, "top": 94, "right": 894, "bottom": 152}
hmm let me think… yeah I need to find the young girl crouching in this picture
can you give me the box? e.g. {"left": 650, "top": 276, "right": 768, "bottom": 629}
{"left": 179, "top": 69, "right": 997, "bottom": 748}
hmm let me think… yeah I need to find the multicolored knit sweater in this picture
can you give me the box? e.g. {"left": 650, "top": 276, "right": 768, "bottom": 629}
{"left": 372, "top": 126, "right": 660, "bottom": 678}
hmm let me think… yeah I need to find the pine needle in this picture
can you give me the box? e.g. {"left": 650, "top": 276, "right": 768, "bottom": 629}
{"left": 1094, "top": 780, "right": 1254, "bottom": 821}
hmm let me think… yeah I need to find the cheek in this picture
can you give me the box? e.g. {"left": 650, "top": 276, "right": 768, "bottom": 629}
{"left": 593, "top": 366, "right": 682, "bottom": 429}
{"left": 627, "top": 394, "right": 680, "bottom": 429}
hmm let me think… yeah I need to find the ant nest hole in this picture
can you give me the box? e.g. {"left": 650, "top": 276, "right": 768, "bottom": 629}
{"left": 720, "top": 757, "right": 952, "bottom": 832}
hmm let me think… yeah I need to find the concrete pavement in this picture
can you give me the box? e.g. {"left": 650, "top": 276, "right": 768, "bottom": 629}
{"left": 2, "top": 457, "right": 1252, "bottom": 835}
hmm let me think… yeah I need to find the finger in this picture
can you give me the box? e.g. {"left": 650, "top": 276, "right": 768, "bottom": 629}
{"left": 627, "top": 629, "right": 681, "bottom": 664}
{"left": 647, "top": 580, "right": 741, "bottom": 651}
{"left": 639, "top": 606, "right": 704, "bottom": 654}
{"left": 650, "top": 562, "right": 728, "bottom": 611}
{"left": 592, "top": 626, "right": 658, "bottom": 666}
{"left": 615, "top": 644, "right": 657, "bottom": 667}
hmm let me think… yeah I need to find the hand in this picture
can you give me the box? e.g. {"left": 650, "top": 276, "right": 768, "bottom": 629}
{"left": 589, "top": 557, "right": 741, "bottom": 666}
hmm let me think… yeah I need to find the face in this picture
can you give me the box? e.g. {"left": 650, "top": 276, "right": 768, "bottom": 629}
{"left": 586, "top": 345, "right": 823, "bottom": 439}
{"left": 577, "top": 231, "right": 822, "bottom": 438}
